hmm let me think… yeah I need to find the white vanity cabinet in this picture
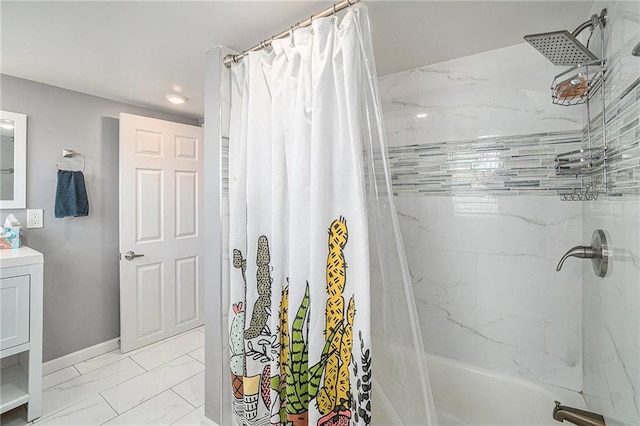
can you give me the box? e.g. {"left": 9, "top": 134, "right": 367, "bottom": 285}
{"left": 0, "top": 247, "right": 43, "bottom": 421}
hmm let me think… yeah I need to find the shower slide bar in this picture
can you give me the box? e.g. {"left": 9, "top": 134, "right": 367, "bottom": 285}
{"left": 223, "top": 0, "right": 360, "bottom": 67}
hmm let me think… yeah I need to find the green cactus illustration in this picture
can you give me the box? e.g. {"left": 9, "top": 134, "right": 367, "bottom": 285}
{"left": 245, "top": 235, "right": 272, "bottom": 339}
{"left": 230, "top": 250, "right": 247, "bottom": 377}
{"left": 284, "top": 282, "right": 339, "bottom": 425}
{"left": 231, "top": 248, "right": 248, "bottom": 399}
{"left": 270, "top": 285, "right": 290, "bottom": 424}
{"left": 230, "top": 303, "right": 245, "bottom": 376}
{"left": 232, "top": 249, "right": 247, "bottom": 291}
{"left": 317, "top": 217, "right": 356, "bottom": 415}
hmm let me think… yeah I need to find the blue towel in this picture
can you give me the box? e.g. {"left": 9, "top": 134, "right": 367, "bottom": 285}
{"left": 55, "top": 170, "right": 89, "bottom": 218}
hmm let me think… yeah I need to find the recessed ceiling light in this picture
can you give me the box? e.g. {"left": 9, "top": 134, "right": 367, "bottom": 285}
{"left": 165, "top": 94, "right": 188, "bottom": 105}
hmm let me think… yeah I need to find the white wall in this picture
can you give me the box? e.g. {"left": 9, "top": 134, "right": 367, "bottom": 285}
{"left": 580, "top": 1, "right": 640, "bottom": 425}
{"left": 380, "top": 43, "right": 585, "bottom": 390}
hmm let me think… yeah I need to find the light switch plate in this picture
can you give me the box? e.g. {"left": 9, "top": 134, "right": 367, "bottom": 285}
{"left": 26, "top": 209, "right": 44, "bottom": 228}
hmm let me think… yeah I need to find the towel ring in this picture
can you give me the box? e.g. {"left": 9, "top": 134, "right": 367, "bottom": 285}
{"left": 56, "top": 149, "right": 85, "bottom": 173}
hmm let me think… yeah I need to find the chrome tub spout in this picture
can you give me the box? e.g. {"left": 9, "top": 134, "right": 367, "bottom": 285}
{"left": 553, "top": 401, "right": 606, "bottom": 426}
{"left": 556, "top": 229, "right": 609, "bottom": 277}
{"left": 556, "top": 245, "right": 596, "bottom": 271}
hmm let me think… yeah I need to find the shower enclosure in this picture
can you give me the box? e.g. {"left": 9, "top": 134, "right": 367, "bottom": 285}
{"left": 380, "top": 1, "right": 638, "bottom": 424}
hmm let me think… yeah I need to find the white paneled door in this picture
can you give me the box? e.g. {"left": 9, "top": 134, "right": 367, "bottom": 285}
{"left": 119, "top": 113, "right": 204, "bottom": 353}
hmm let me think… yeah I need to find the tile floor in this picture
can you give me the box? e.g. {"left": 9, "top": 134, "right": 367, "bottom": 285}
{"left": 1, "top": 328, "right": 209, "bottom": 426}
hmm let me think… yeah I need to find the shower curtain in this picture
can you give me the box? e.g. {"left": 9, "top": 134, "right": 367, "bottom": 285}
{"left": 227, "top": 5, "right": 437, "bottom": 426}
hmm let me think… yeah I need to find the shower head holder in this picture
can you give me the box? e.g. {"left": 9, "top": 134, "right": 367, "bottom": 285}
{"left": 571, "top": 9, "right": 607, "bottom": 38}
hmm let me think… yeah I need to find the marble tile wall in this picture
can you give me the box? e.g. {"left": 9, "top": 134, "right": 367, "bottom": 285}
{"left": 582, "top": 199, "right": 639, "bottom": 426}
{"left": 395, "top": 196, "right": 583, "bottom": 390}
{"left": 579, "top": 1, "right": 640, "bottom": 425}
{"left": 380, "top": 40, "right": 587, "bottom": 390}
{"left": 378, "top": 43, "right": 583, "bottom": 148}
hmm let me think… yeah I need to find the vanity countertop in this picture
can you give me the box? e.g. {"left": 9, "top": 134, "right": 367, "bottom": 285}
{"left": 0, "top": 246, "right": 44, "bottom": 268}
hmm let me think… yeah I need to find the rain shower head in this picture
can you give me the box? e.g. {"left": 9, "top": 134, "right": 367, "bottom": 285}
{"left": 524, "top": 9, "right": 607, "bottom": 66}
{"left": 524, "top": 30, "right": 597, "bottom": 66}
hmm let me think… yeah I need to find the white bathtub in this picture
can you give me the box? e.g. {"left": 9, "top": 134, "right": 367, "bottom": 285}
{"left": 373, "top": 353, "right": 586, "bottom": 426}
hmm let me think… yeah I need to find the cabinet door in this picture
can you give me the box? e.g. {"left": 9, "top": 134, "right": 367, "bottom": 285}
{"left": 0, "top": 275, "right": 30, "bottom": 351}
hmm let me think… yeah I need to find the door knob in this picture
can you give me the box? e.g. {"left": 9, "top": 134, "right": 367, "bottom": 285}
{"left": 124, "top": 251, "right": 145, "bottom": 261}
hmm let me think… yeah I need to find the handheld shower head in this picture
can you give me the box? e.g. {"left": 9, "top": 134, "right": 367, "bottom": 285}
{"left": 524, "top": 9, "right": 607, "bottom": 66}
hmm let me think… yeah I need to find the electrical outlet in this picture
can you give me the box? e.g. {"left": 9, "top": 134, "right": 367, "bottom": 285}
{"left": 27, "top": 209, "right": 44, "bottom": 229}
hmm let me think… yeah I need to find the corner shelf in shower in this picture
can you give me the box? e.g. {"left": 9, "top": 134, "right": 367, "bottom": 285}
{"left": 555, "top": 147, "right": 604, "bottom": 175}
{"left": 552, "top": 56, "right": 610, "bottom": 201}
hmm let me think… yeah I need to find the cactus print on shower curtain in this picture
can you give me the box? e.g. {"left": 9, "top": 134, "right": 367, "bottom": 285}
{"left": 245, "top": 236, "right": 272, "bottom": 339}
{"left": 230, "top": 249, "right": 248, "bottom": 405}
{"left": 316, "top": 217, "right": 361, "bottom": 426}
{"left": 231, "top": 219, "right": 371, "bottom": 426}
{"left": 231, "top": 235, "right": 275, "bottom": 426}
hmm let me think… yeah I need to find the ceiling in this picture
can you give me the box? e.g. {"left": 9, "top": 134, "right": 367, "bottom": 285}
{"left": 0, "top": 1, "right": 595, "bottom": 119}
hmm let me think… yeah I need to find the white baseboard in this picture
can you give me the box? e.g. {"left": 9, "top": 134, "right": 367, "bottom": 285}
{"left": 201, "top": 416, "right": 220, "bottom": 426}
{"left": 42, "top": 337, "right": 120, "bottom": 376}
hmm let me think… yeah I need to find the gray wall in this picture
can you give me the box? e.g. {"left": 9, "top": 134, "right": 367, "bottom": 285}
{"left": 0, "top": 74, "right": 199, "bottom": 362}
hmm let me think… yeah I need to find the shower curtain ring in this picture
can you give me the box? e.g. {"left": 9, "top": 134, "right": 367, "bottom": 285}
{"left": 287, "top": 26, "right": 294, "bottom": 46}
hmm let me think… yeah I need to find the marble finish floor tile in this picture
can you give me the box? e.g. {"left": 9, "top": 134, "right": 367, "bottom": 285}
{"left": 171, "top": 371, "right": 204, "bottom": 408}
{"left": 41, "top": 358, "right": 145, "bottom": 418}
{"left": 42, "top": 366, "right": 80, "bottom": 390}
{"left": 36, "top": 395, "right": 117, "bottom": 425}
{"left": 101, "top": 355, "right": 204, "bottom": 414}
{"left": 74, "top": 341, "right": 164, "bottom": 375}
{"left": 6, "top": 328, "right": 211, "bottom": 426}
{"left": 171, "top": 405, "right": 204, "bottom": 426}
{"left": 130, "top": 331, "right": 204, "bottom": 371}
{"left": 188, "top": 347, "right": 204, "bottom": 364}
{"left": 102, "top": 390, "right": 194, "bottom": 425}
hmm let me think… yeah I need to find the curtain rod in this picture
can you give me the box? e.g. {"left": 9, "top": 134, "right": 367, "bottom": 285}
{"left": 223, "top": 0, "right": 360, "bottom": 67}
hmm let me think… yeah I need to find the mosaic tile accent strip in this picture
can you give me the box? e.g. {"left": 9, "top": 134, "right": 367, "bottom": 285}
{"left": 387, "top": 131, "right": 583, "bottom": 196}
{"left": 388, "top": 77, "right": 640, "bottom": 197}
{"left": 583, "top": 77, "right": 640, "bottom": 196}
